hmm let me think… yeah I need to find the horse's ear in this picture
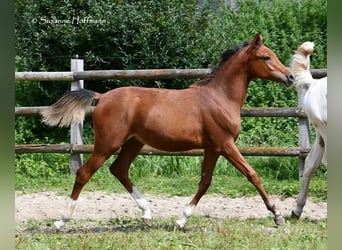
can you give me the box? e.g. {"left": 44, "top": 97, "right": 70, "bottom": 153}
{"left": 246, "top": 33, "right": 263, "bottom": 54}
{"left": 252, "top": 32, "right": 263, "bottom": 48}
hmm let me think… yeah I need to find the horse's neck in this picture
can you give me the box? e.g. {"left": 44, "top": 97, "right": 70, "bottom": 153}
{"left": 209, "top": 67, "right": 249, "bottom": 108}
{"left": 294, "top": 70, "right": 313, "bottom": 88}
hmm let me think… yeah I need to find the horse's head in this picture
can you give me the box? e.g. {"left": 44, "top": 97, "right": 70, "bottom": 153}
{"left": 289, "top": 41, "right": 315, "bottom": 88}
{"left": 296, "top": 41, "right": 315, "bottom": 56}
{"left": 245, "top": 33, "right": 294, "bottom": 87}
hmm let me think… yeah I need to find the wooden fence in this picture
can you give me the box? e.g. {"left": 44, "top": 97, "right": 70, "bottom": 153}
{"left": 15, "top": 58, "right": 327, "bottom": 177}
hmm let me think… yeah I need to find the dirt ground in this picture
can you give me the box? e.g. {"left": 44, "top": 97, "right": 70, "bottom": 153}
{"left": 15, "top": 191, "right": 327, "bottom": 227}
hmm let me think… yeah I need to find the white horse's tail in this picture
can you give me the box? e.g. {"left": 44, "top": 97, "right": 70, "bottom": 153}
{"left": 290, "top": 41, "right": 315, "bottom": 88}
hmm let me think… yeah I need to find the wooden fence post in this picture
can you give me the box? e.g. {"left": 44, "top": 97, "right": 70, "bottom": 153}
{"left": 70, "top": 56, "right": 84, "bottom": 175}
{"left": 298, "top": 84, "right": 310, "bottom": 179}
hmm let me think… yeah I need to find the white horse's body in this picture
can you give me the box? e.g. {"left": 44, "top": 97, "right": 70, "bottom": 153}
{"left": 290, "top": 41, "right": 327, "bottom": 218}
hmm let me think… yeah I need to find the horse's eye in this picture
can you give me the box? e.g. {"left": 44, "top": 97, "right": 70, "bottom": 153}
{"left": 263, "top": 55, "right": 271, "bottom": 61}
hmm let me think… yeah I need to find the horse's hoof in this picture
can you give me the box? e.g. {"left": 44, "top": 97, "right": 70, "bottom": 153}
{"left": 274, "top": 214, "right": 285, "bottom": 226}
{"left": 174, "top": 221, "right": 185, "bottom": 232}
{"left": 53, "top": 220, "right": 64, "bottom": 231}
{"left": 142, "top": 217, "right": 153, "bottom": 227}
{"left": 291, "top": 210, "right": 301, "bottom": 219}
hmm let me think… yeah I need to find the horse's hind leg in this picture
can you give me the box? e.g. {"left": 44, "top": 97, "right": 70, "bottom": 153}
{"left": 175, "top": 150, "right": 219, "bottom": 229}
{"left": 53, "top": 150, "right": 112, "bottom": 230}
{"left": 222, "top": 142, "right": 285, "bottom": 226}
{"left": 109, "top": 138, "right": 153, "bottom": 226}
{"left": 292, "top": 134, "right": 324, "bottom": 219}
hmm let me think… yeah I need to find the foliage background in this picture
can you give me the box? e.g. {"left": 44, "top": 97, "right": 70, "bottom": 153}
{"left": 15, "top": 0, "right": 327, "bottom": 178}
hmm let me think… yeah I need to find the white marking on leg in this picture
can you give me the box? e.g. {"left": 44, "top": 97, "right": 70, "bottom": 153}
{"left": 130, "top": 186, "right": 152, "bottom": 220}
{"left": 175, "top": 204, "right": 195, "bottom": 229}
{"left": 53, "top": 198, "right": 76, "bottom": 230}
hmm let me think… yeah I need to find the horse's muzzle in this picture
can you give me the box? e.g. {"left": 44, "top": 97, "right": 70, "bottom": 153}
{"left": 284, "top": 74, "right": 295, "bottom": 87}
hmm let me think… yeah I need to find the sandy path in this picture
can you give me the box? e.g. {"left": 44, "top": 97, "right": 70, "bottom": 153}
{"left": 15, "top": 191, "right": 327, "bottom": 226}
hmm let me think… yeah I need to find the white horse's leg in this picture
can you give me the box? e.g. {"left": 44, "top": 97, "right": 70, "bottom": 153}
{"left": 130, "top": 186, "right": 153, "bottom": 226}
{"left": 292, "top": 134, "right": 324, "bottom": 218}
{"left": 321, "top": 133, "right": 327, "bottom": 168}
{"left": 316, "top": 125, "right": 327, "bottom": 167}
{"left": 53, "top": 198, "right": 77, "bottom": 230}
{"left": 322, "top": 146, "right": 327, "bottom": 167}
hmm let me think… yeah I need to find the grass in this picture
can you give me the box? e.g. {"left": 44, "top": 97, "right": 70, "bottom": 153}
{"left": 15, "top": 217, "right": 327, "bottom": 250}
{"left": 15, "top": 154, "right": 327, "bottom": 249}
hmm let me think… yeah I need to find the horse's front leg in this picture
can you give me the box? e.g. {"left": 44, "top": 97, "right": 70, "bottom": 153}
{"left": 175, "top": 150, "right": 219, "bottom": 229}
{"left": 222, "top": 142, "right": 285, "bottom": 226}
{"left": 292, "top": 135, "right": 324, "bottom": 218}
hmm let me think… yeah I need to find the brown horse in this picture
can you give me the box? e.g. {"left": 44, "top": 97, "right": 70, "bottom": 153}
{"left": 41, "top": 33, "right": 294, "bottom": 230}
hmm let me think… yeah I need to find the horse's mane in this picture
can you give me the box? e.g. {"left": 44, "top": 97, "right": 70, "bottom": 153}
{"left": 290, "top": 41, "right": 315, "bottom": 88}
{"left": 191, "top": 41, "right": 250, "bottom": 87}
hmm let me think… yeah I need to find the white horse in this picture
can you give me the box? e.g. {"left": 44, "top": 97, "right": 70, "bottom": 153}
{"left": 290, "top": 41, "right": 327, "bottom": 218}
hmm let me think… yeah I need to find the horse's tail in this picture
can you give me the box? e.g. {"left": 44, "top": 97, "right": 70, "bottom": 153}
{"left": 41, "top": 89, "right": 101, "bottom": 127}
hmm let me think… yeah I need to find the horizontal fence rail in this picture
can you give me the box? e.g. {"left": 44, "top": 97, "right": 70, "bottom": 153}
{"left": 15, "top": 68, "right": 326, "bottom": 81}
{"left": 15, "top": 106, "right": 307, "bottom": 118}
{"left": 15, "top": 144, "right": 310, "bottom": 157}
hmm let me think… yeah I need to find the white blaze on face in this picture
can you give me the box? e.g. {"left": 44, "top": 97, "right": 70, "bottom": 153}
{"left": 131, "top": 186, "right": 152, "bottom": 220}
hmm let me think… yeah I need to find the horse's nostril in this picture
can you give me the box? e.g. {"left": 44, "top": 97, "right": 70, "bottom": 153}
{"left": 289, "top": 74, "right": 295, "bottom": 82}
